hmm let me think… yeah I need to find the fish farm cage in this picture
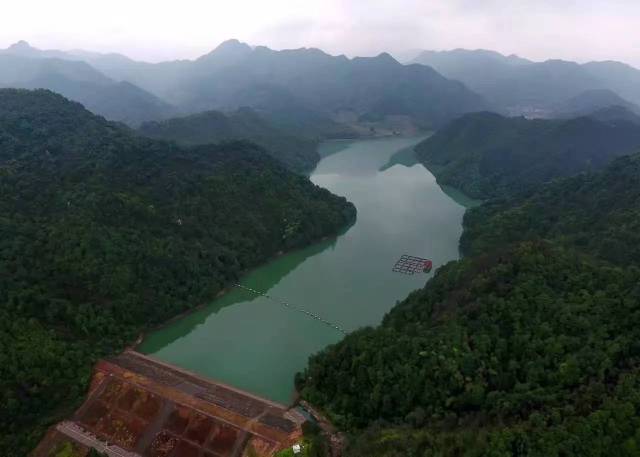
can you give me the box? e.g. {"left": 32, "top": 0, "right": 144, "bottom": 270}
{"left": 392, "top": 255, "right": 433, "bottom": 275}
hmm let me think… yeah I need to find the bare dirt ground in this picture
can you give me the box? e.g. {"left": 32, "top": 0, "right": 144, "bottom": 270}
{"left": 33, "top": 350, "right": 305, "bottom": 457}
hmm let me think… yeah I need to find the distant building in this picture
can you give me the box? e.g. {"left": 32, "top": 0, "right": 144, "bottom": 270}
{"left": 293, "top": 443, "right": 302, "bottom": 454}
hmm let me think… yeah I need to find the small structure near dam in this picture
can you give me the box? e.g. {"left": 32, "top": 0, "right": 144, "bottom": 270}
{"left": 32, "top": 351, "right": 305, "bottom": 457}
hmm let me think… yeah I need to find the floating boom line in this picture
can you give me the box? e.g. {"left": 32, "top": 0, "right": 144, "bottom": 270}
{"left": 233, "top": 284, "right": 349, "bottom": 335}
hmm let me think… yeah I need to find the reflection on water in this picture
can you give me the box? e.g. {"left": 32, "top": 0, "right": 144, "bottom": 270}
{"left": 140, "top": 234, "right": 341, "bottom": 353}
{"left": 438, "top": 185, "right": 483, "bottom": 208}
{"left": 140, "top": 135, "right": 468, "bottom": 404}
{"left": 378, "top": 133, "right": 431, "bottom": 172}
{"left": 317, "top": 139, "right": 353, "bottom": 159}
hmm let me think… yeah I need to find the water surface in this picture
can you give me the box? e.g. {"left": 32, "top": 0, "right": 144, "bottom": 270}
{"left": 140, "top": 136, "right": 468, "bottom": 404}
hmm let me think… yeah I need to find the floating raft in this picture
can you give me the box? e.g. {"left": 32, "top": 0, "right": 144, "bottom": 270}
{"left": 392, "top": 255, "right": 433, "bottom": 275}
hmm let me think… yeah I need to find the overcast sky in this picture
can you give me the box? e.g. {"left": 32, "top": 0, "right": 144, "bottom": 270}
{"left": 2, "top": 0, "right": 639, "bottom": 67}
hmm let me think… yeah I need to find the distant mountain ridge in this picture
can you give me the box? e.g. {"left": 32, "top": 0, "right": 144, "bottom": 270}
{"left": 587, "top": 105, "right": 640, "bottom": 125}
{"left": 412, "top": 48, "right": 640, "bottom": 116}
{"left": 181, "top": 43, "right": 487, "bottom": 129}
{"left": 10, "top": 40, "right": 640, "bottom": 135}
{"left": 0, "top": 43, "right": 177, "bottom": 126}
{"left": 3, "top": 40, "right": 488, "bottom": 131}
{"left": 411, "top": 48, "right": 532, "bottom": 96}
{"left": 551, "top": 89, "right": 640, "bottom": 119}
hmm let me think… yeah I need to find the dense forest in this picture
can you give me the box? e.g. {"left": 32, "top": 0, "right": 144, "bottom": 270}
{"left": 415, "top": 111, "right": 640, "bottom": 199}
{"left": 298, "top": 151, "right": 640, "bottom": 455}
{"left": 0, "top": 89, "right": 355, "bottom": 454}
{"left": 461, "top": 152, "right": 640, "bottom": 265}
{"left": 138, "top": 107, "right": 321, "bottom": 173}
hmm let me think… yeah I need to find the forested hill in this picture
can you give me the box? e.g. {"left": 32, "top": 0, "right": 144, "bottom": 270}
{"left": 0, "top": 89, "right": 355, "bottom": 454}
{"left": 298, "top": 152, "right": 640, "bottom": 455}
{"left": 588, "top": 105, "right": 640, "bottom": 125}
{"left": 138, "top": 108, "right": 321, "bottom": 173}
{"left": 415, "top": 111, "right": 640, "bottom": 199}
{"left": 299, "top": 242, "right": 640, "bottom": 456}
{"left": 550, "top": 89, "right": 640, "bottom": 119}
{"left": 461, "top": 152, "right": 640, "bottom": 265}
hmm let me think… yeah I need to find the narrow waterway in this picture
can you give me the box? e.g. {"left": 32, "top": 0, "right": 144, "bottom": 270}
{"left": 139, "top": 136, "right": 470, "bottom": 404}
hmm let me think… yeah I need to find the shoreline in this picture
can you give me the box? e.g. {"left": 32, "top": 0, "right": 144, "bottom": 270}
{"left": 418, "top": 162, "right": 484, "bottom": 209}
{"left": 133, "top": 137, "right": 465, "bottom": 411}
{"left": 133, "top": 220, "right": 356, "bottom": 353}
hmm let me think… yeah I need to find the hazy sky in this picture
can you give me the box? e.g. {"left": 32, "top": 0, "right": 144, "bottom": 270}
{"left": 2, "top": 0, "right": 639, "bottom": 66}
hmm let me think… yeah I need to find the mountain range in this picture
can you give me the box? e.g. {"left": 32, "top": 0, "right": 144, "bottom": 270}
{"left": 70, "top": 39, "right": 490, "bottom": 128}
{"left": 0, "top": 42, "right": 177, "bottom": 126}
{"left": 412, "top": 49, "right": 640, "bottom": 116}
{"left": 1, "top": 40, "right": 489, "bottom": 132}
{"left": 7, "top": 40, "right": 640, "bottom": 134}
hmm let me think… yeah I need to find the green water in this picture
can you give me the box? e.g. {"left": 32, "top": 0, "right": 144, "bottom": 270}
{"left": 139, "top": 136, "right": 468, "bottom": 404}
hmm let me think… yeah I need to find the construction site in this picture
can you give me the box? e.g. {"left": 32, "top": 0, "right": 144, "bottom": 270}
{"left": 32, "top": 351, "right": 307, "bottom": 457}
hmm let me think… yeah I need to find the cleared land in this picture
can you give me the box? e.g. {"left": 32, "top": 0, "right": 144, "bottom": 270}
{"left": 32, "top": 351, "right": 305, "bottom": 457}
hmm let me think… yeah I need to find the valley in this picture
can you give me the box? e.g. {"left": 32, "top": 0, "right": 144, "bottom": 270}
{"left": 139, "top": 136, "right": 468, "bottom": 405}
{"left": 3, "top": 9, "right": 640, "bottom": 455}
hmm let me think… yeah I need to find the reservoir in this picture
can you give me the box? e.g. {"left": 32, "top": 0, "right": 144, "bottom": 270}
{"left": 139, "top": 136, "right": 469, "bottom": 404}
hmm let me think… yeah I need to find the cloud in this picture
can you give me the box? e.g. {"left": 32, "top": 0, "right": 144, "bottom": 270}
{"left": 1, "top": 0, "right": 639, "bottom": 67}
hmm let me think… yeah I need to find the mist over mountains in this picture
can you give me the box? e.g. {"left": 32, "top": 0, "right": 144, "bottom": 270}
{"left": 0, "top": 40, "right": 488, "bottom": 132}
{"left": 4, "top": 39, "right": 640, "bottom": 135}
{"left": 412, "top": 48, "right": 640, "bottom": 117}
{"left": 0, "top": 42, "right": 177, "bottom": 126}
{"left": 5, "top": 23, "right": 640, "bottom": 457}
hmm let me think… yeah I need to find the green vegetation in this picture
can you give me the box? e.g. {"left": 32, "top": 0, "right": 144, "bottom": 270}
{"left": 86, "top": 450, "right": 105, "bottom": 457}
{"left": 139, "top": 108, "right": 321, "bottom": 173}
{"left": 274, "top": 440, "right": 317, "bottom": 457}
{"left": 275, "top": 422, "right": 328, "bottom": 457}
{"left": 51, "top": 441, "right": 82, "bottom": 457}
{"left": 298, "top": 148, "right": 640, "bottom": 454}
{"left": 416, "top": 111, "right": 640, "bottom": 199}
{"left": 461, "top": 152, "right": 640, "bottom": 265}
{"left": 299, "top": 242, "right": 640, "bottom": 456}
{"left": 0, "top": 89, "right": 355, "bottom": 455}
